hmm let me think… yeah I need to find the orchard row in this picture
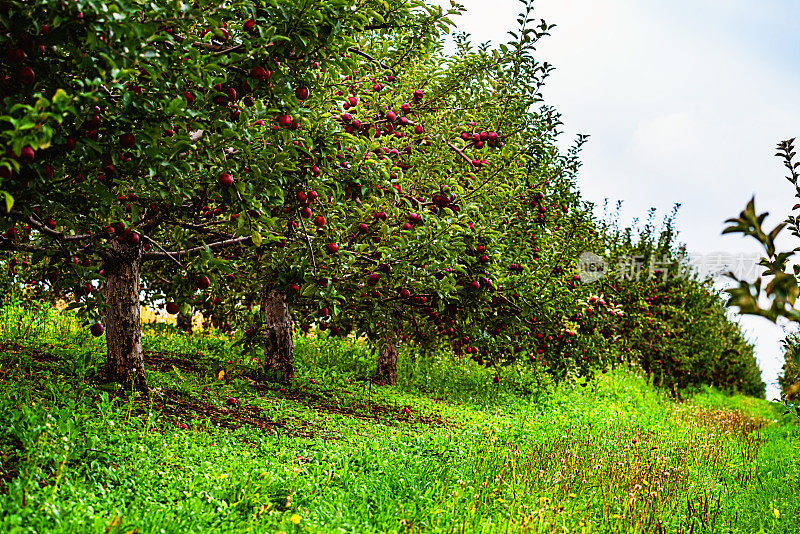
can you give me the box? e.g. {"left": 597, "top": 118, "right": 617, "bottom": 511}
{"left": 0, "top": 0, "right": 763, "bottom": 396}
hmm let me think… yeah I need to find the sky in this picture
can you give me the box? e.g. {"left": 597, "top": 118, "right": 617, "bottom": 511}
{"left": 433, "top": 0, "right": 800, "bottom": 399}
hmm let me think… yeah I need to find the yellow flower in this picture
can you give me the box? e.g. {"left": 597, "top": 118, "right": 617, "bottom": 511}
{"left": 290, "top": 514, "right": 301, "bottom": 525}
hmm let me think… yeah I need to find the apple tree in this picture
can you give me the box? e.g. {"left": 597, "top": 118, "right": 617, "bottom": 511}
{"left": 0, "top": 0, "right": 450, "bottom": 390}
{"left": 232, "top": 0, "right": 604, "bottom": 384}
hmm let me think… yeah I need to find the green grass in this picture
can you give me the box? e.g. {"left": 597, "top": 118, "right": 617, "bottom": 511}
{"left": 0, "top": 302, "right": 798, "bottom": 533}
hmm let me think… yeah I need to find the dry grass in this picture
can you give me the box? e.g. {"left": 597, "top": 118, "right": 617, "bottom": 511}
{"left": 463, "top": 403, "right": 770, "bottom": 533}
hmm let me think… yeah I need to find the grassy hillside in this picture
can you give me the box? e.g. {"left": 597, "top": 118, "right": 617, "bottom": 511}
{"left": 0, "top": 304, "right": 797, "bottom": 533}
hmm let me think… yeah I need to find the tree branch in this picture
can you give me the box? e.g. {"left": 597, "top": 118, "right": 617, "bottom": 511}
{"left": 9, "top": 211, "right": 93, "bottom": 242}
{"left": 141, "top": 235, "right": 251, "bottom": 262}
{"left": 141, "top": 234, "right": 184, "bottom": 268}
{"left": 0, "top": 239, "right": 46, "bottom": 253}
{"left": 347, "top": 47, "right": 396, "bottom": 76}
{"left": 446, "top": 141, "right": 478, "bottom": 167}
{"left": 296, "top": 209, "right": 318, "bottom": 276}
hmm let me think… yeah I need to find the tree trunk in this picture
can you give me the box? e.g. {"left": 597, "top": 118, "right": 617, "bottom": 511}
{"left": 262, "top": 289, "right": 294, "bottom": 383}
{"left": 104, "top": 242, "right": 148, "bottom": 391}
{"left": 176, "top": 312, "right": 192, "bottom": 332}
{"left": 375, "top": 334, "right": 399, "bottom": 385}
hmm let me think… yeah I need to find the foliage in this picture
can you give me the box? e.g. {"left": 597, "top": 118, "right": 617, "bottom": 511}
{"left": 723, "top": 138, "right": 800, "bottom": 415}
{"left": 0, "top": 0, "right": 459, "bottom": 387}
{"left": 778, "top": 334, "right": 800, "bottom": 417}
{"left": 595, "top": 205, "right": 765, "bottom": 397}
{"left": 723, "top": 140, "right": 800, "bottom": 323}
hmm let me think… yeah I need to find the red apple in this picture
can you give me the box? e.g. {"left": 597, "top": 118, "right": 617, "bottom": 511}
{"left": 18, "top": 146, "right": 35, "bottom": 164}
{"left": 18, "top": 67, "right": 35, "bottom": 86}
{"left": 295, "top": 86, "right": 309, "bottom": 100}
{"left": 196, "top": 275, "right": 211, "bottom": 290}
{"left": 218, "top": 172, "right": 234, "bottom": 187}
{"left": 278, "top": 114, "right": 293, "bottom": 128}
{"left": 87, "top": 114, "right": 101, "bottom": 128}
{"left": 119, "top": 133, "right": 136, "bottom": 148}
{"left": 166, "top": 302, "right": 180, "bottom": 314}
{"left": 90, "top": 323, "right": 104, "bottom": 337}
{"left": 4, "top": 48, "right": 25, "bottom": 64}
{"left": 44, "top": 219, "right": 56, "bottom": 230}
{"left": 326, "top": 242, "right": 339, "bottom": 254}
{"left": 314, "top": 215, "right": 326, "bottom": 228}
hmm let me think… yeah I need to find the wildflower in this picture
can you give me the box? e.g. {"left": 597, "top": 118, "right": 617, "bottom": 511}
{"left": 290, "top": 514, "right": 301, "bottom": 524}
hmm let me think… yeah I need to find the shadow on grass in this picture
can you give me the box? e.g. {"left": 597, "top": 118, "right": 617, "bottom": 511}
{"left": 1, "top": 342, "right": 454, "bottom": 438}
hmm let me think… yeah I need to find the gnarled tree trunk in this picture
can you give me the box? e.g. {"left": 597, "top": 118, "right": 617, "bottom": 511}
{"left": 262, "top": 289, "right": 294, "bottom": 383}
{"left": 176, "top": 311, "right": 192, "bottom": 332}
{"left": 375, "top": 333, "right": 399, "bottom": 385}
{"left": 104, "top": 243, "right": 148, "bottom": 391}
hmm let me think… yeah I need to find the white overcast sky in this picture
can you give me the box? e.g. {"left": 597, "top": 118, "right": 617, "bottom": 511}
{"left": 434, "top": 0, "right": 800, "bottom": 399}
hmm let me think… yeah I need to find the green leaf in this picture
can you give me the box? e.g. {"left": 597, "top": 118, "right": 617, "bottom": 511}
{"left": 167, "top": 96, "right": 186, "bottom": 113}
{"left": 2, "top": 191, "right": 12, "bottom": 213}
